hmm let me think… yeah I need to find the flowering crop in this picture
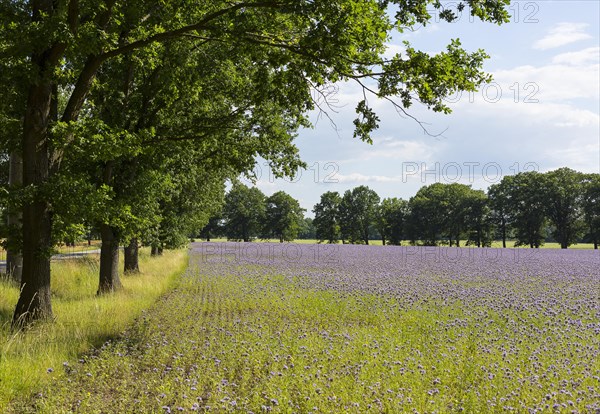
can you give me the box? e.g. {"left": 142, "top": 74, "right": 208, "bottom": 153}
{"left": 23, "top": 243, "right": 599, "bottom": 413}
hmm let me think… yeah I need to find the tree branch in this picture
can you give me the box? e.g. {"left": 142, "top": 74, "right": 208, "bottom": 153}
{"left": 101, "top": 2, "right": 287, "bottom": 60}
{"left": 352, "top": 78, "right": 447, "bottom": 138}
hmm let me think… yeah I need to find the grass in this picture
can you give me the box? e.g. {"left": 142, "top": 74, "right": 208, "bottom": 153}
{"left": 0, "top": 247, "right": 188, "bottom": 410}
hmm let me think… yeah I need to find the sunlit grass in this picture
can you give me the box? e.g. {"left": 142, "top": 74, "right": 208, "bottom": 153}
{"left": 0, "top": 247, "right": 187, "bottom": 409}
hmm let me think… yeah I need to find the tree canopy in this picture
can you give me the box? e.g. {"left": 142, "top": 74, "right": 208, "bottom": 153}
{"left": 2, "top": 0, "right": 512, "bottom": 326}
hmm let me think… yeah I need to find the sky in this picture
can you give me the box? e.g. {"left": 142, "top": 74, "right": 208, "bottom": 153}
{"left": 247, "top": 0, "right": 600, "bottom": 217}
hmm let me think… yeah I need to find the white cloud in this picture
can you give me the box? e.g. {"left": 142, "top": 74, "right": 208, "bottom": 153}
{"left": 542, "top": 141, "right": 600, "bottom": 172}
{"left": 383, "top": 43, "right": 407, "bottom": 60}
{"left": 334, "top": 173, "right": 403, "bottom": 184}
{"left": 533, "top": 22, "right": 592, "bottom": 50}
{"left": 357, "top": 138, "right": 438, "bottom": 161}
{"left": 480, "top": 61, "right": 599, "bottom": 102}
{"left": 458, "top": 97, "right": 599, "bottom": 128}
{"left": 552, "top": 47, "right": 600, "bottom": 66}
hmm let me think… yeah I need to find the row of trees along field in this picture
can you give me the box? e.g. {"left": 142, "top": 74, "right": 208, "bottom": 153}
{"left": 200, "top": 181, "right": 307, "bottom": 243}
{"left": 311, "top": 168, "right": 600, "bottom": 248}
{"left": 1, "top": 1, "right": 513, "bottom": 328}
{"left": 198, "top": 167, "right": 600, "bottom": 249}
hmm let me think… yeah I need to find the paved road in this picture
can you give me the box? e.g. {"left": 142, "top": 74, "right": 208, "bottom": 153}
{"left": 0, "top": 249, "right": 101, "bottom": 272}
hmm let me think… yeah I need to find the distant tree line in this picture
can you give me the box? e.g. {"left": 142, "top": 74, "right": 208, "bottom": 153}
{"left": 311, "top": 168, "right": 600, "bottom": 249}
{"left": 198, "top": 181, "right": 310, "bottom": 243}
{"left": 201, "top": 168, "right": 599, "bottom": 249}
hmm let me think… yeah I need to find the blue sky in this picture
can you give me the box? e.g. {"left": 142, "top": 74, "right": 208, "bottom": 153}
{"left": 249, "top": 1, "right": 600, "bottom": 216}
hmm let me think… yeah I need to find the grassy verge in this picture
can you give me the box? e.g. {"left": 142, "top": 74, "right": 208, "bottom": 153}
{"left": 0, "top": 247, "right": 188, "bottom": 409}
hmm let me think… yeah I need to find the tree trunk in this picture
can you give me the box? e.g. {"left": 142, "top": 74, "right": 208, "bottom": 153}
{"left": 124, "top": 238, "right": 140, "bottom": 273}
{"left": 501, "top": 221, "right": 506, "bottom": 248}
{"left": 382, "top": 237, "right": 386, "bottom": 246}
{"left": 594, "top": 240, "right": 598, "bottom": 250}
{"left": 6, "top": 150, "right": 23, "bottom": 283}
{"left": 12, "top": 67, "right": 56, "bottom": 328}
{"left": 151, "top": 245, "right": 160, "bottom": 256}
{"left": 98, "top": 224, "right": 122, "bottom": 294}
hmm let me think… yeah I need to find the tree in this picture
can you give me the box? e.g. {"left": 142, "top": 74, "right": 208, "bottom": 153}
{"left": 297, "top": 217, "right": 316, "bottom": 240}
{"left": 407, "top": 183, "right": 473, "bottom": 246}
{"left": 488, "top": 177, "right": 514, "bottom": 248}
{"left": 145, "top": 145, "right": 228, "bottom": 254}
{"left": 5, "top": 152, "right": 23, "bottom": 282}
{"left": 376, "top": 197, "right": 408, "bottom": 245}
{"left": 2, "top": 1, "right": 510, "bottom": 326}
{"left": 263, "top": 191, "right": 305, "bottom": 242}
{"left": 339, "top": 186, "right": 380, "bottom": 245}
{"left": 313, "top": 191, "right": 342, "bottom": 244}
{"left": 223, "top": 183, "right": 266, "bottom": 242}
{"left": 582, "top": 174, "right": 600, "bottom": 249}
{"left": 199, "top": 214, "right": 224, "bottom": 242}
{"left": 509, "top": 171, "right": 546, "bottom": 248}
{"left": 542, "top": 168, "right": 585, "bottom": 249}
{"left": 52, "top": 26, "right": 307, "bottom": 289}
{"left": 443, "top": 183, "right": 473, "bottom": 247}
{"left": 463, "top": 189, "right": 493, "bottom": 247}
{"left": 0, "top": 32, "right": 27, "bottom": 284}
{"left": 407, "top": 184, "right": 447, "bottom": 246}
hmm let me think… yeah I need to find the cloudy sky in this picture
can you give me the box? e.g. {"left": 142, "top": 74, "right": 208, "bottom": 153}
{"left": 249, "top": 1, "right": 600, "bottom": 216}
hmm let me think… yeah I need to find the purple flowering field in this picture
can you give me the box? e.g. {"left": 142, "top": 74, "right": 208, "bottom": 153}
{"left": 28, "top": 243, "right": 599, "bottom": 413}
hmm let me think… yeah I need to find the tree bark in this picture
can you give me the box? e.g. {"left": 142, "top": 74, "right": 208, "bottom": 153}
{"left": 98, "top": 224, "right": 122, "bottom": 294}
{"left": 6, "top": 150, "right": 23, "bottom": 283}
{"left": 124, "top": 238, "right": 140, "bottom": 273}
{"left": 151, "top": 245, "right": 160, "bottom": 256}
{"left": 12, "top": 80, "right": 55, "bottom": 327}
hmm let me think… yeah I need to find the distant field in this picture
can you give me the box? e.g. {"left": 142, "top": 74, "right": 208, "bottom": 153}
{"left": 18, "top": 243, "right": 600, "bottom": 413}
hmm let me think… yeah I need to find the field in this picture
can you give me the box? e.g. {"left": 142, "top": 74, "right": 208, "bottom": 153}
{"left": 11, "top": 242, "right": 599, "bottom": 413}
